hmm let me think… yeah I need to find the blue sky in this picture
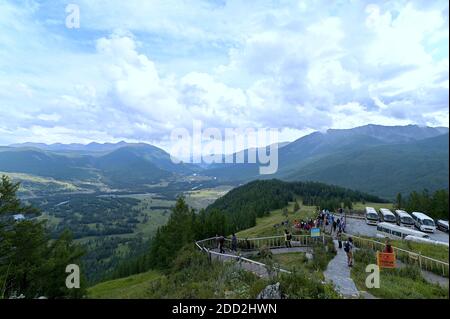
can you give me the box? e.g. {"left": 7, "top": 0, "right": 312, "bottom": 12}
{"left": 0, "top": 0, "right": 448, "bottom": 150}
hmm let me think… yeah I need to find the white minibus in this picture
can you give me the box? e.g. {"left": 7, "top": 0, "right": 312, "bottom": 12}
{"left": 379, "top": 208, "right": 396, "bottom": 224}
{"left": 376, "top": 222, "right": 429, "bottom": 240}
{"left": 365, "top": 207, "right": 379, "bottom": 225}
{"left": 411, "top": 212, "right": 436, "bottom": 233}
{"left": 394, "top": 210, "right": 415, "bottom": 228}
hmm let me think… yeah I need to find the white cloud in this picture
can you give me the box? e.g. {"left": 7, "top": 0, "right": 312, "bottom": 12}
{"left": 0, "top": 0, "right": 448, "bottom": 148}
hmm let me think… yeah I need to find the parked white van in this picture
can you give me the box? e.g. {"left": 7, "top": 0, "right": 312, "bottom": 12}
{"left": 379, "top": 208, "right": 396, "bottom": 223}
{"left": 394, "top": 210, "right": 415, "bottom": 228}
{"left": 376, "top": 222, "right": 429, "bottom": 240}
{"left": 411, "top": 212, "right": 436, "bottom": 233}
{"left": 365, "top": 207, "right": 379, "bottom": 225}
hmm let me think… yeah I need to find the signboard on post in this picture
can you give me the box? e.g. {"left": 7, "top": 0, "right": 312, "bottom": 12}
{"left": 377, "top": 251, "right": 396, "bottom": 268}
{"left": 310, "top": 228, "right": 321, "bottom": 238}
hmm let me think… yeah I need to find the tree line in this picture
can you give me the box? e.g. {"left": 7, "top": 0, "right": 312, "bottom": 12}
{"left": 396, "top": 189, "right": 448, "bottom": 220}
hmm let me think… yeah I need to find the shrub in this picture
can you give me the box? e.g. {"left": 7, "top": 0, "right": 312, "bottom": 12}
{"left": 278, "top": 269, "right": 339, "bottom": 299}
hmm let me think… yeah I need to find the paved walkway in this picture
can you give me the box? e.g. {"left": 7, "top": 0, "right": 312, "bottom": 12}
{"left": 323, "top": 240, "right": 360, "bottom": 298}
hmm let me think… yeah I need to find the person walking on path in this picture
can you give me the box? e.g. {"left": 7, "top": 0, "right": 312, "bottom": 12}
{"left": 337, "top": 230, "right": 343, "bottom": 249}
{"left": 218, "top": 235, "right": 225, "bottom": 254}
{"left": 341, "top": 217, "right": 346, "bottom": 233}
{"left": 284, "top": 229, "right": 292, "bottom": 248}
{"left": 344, "top": 237, "right": 354, "bottom": 267}
{"left": 231, "top": 233, "right": 238, "bottom": 252}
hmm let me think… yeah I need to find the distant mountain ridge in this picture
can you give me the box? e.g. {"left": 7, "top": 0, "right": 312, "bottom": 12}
{"left": 0, "top": 142, "right": 199, "bottom": 188}
{"left": 202, "top": 124, "right": 449, "bottom": 198}
{"left": 1, "top": 124, "right": 448, "bottom": 197}
{"left": 9, "top": 141, "right": 132, "bottom": 153}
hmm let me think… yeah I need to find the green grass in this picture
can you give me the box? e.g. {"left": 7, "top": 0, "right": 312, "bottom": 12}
{"left": 0, "top": 171, "right": 79, "bottom": 189}
{"left": 271, "top": 252, "right": 310, "bottom": 271}
{"left": 184, "top": 186, "right": 233, "bottom": 210}
{"left": 87, "top": 270, "right": 162, "bottom": 299}
{"left": 351, "top": 249, "right": 448, "bottom": 299}
{"left": 389, "top": 240, "right": 449, "bottom": 263}
{"left": 236, "top": 200, "right": 317, "bottom": 238}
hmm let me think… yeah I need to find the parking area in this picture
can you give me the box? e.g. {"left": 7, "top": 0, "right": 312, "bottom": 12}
{"left": 345, "top": 217, "right": 449, "bottom": 244}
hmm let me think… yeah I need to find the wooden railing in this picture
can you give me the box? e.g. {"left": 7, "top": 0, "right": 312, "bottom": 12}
{"left": 195, "top": 237, "right": 291, "bottom": 276}
{"left": 335, "top": 234, "right": 449, "bottom": 277}
{"left": 196, "top": 234, "right": 320, "bottom": 252}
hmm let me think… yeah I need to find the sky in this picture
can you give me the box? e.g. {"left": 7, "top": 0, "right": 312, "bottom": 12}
{"left": 0, "top": 0, "right": 448, "bottom": 152}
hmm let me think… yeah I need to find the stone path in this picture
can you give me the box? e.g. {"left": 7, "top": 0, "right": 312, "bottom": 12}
{"left": 323, "top": 240, "right": 360, "bottom": 298}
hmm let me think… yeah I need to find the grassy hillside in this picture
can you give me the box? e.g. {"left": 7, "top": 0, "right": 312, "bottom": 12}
{"left": 88, "top": 246, "right": 339, "bottom": 299}
{"left": 0, "top": 171, "right": 80, "bottom": 197}
{"left": 236, "top": 200, "right": 316, "bottom": 238}
{"left": 87, "top": 270, "right": 162, "bottom": 299}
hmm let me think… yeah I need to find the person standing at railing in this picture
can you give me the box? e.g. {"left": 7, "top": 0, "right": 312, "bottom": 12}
{"left": 384, "top": 239, "right": 393, "bottom": 254}
{"left": 284, "top": 229, "right": 292, "bottom": 248}
{"left": 231, "top": 233, "right": 238, "bottom": 252}
{"left": 218, "top": 235, "right": 225, "bottom": 254}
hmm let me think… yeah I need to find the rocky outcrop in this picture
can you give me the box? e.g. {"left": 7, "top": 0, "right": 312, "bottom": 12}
{"left": 256, "top": 282, "right": 282, "bottom": 299}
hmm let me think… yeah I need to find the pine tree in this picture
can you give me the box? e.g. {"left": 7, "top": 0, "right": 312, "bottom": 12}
{"left": 0, "top": 175, "right": 85, "bottom": 299}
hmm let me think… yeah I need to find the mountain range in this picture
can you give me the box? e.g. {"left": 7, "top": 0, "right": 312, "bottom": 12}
{"left": 1, "top": 124, "right": 448, "bottom": 198}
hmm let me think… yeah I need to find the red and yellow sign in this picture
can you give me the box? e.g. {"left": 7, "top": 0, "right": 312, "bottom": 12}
{"left": 377, "top": 251, "right": 396, "bottom": 268}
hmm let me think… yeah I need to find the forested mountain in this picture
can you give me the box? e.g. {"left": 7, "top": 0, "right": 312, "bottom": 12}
{"left": 0, "top": 143, "right": 198, "bottom": 189}
{"left": 0, "top": 147, "right": 96, "bottom": 180}
{"left": 202, "top": 125, "right": 449, "bottom": 198}
{"left": 283, "top": 133, "right": 449, "bottom": 198}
